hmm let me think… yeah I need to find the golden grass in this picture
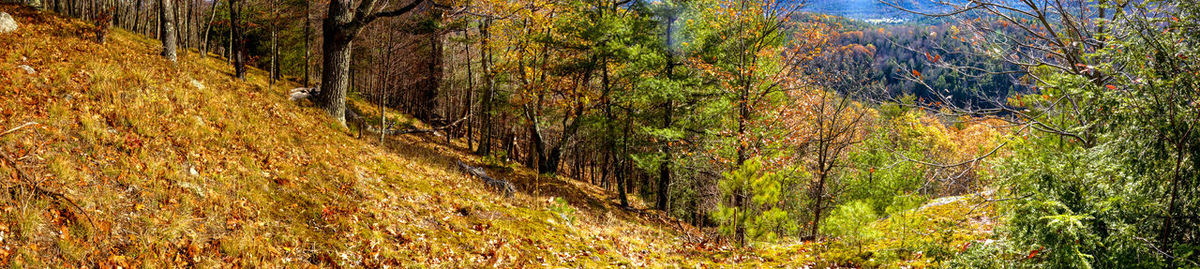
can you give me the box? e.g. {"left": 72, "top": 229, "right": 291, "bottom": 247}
{"left": 0, "top": 5, "right": 705, "bottom": 267}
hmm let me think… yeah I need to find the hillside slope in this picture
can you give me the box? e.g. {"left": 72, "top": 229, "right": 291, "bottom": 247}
{"left": 0, "top": 6, "right": 709, "bottom": 267}
{"left": 0, "top": 6, "right": 998, "bottom": 267}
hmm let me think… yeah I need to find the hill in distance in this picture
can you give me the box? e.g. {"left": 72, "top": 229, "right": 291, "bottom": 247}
{"left": 800, "top": 0, "right": 943, "bottom": 23}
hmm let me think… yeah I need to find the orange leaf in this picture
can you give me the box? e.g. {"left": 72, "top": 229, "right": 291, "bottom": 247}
{"left": 1027, "top": 246, "right": 1044, "bottom": 259}
{"left": 912, "top": 70, "right": 922, "bottom": 79}
{"left": 1106, "top": 85, "right": 1117, "bottom": 90}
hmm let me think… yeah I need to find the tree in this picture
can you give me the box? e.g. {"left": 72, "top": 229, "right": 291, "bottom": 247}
{"left": 199, "top": 0, "right": 219, "bottom": 58}
{"left": 798, "top": 89, "right": 866, "bottom": 239}
{"left": 714, "top": 157, "right": 801, "bottom": 245}
{"left": 688, "top": 0, "right": 796, "bottom": 245}
{"left": 158, "top": 0, "right": 177, "bottom": 62}
{"left": 230, "top": 0, "right": 246, "bottom": 79}
{"left": 318, "top": 0, "right": 431, "bottom": 125}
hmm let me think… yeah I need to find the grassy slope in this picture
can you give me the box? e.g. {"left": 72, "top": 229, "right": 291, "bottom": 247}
{"left": 0, "top": 6, "right": 996, "bottom": 267}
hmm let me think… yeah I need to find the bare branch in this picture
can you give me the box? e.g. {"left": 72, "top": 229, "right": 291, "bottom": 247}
{"left": 0, "top": 122, "right": 38, "bottom": 138}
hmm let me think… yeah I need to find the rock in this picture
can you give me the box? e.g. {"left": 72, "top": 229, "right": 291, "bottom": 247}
{"left": 16, "top": 65, "right": 35, "bottom": 75}
{"left": 288, "top": 86, "right": 319, "bottom": 102}
{"left": 190, "top": 79, "right": 205, "bottom": 90}
{"left": 0, "top": 12, "right": 17, "bottom": 34}
{"left": 27, "top": 0, "right": 43, "bottom": 10}
{"left": 288, "top": 89, "right": 311, "bottom": 101}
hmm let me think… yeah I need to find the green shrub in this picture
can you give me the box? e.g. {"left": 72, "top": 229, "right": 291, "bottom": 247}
{"left": 822, "top": 200, "right": 880, "bottom": 255}
{"left": 548, "top": 197, "right": 576, "bottom": 226}
{"left": 714, "top": 157, "right": 802, "bottom": 245}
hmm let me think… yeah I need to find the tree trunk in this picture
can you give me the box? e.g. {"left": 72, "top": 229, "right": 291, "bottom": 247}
{"left": 476, "top": 19, "right": 494, "bottom": 155}
{"left": 158, "top": 0, "right": 176, "bottom": 62}
{"left": 184, "top": 0, "right": 194, "bottom": 49}
{"left": 809, "top": 172, "right": 827, "bottom": 239}
{"left": 303, "top": 0, "right": 311, "bottom": 87}
{"left": 463, "top": 30, "right": 475, "bottom": 150}
{"left": 657, "top": 34, "right": 679, "bottom": 211}
{"left": 617, "top": 107, "right": 633, "bottom": 207}
{"left": 270, "top": 0, "right": 280, "bottom": 82}
{"left": 317, "top": 0, "right": 356, "bottom": 125}
{"left": 415, "top": 9, "right": 443, "bottom": 122}
{"left": 231, "top": 0, "right": 246, "bottom": 80}
{"left": 200, "top": 0, "right": 217, "bottom": 58}
{"left": 657, "top": 101, "right": 673, "bottom": 211}
{"left": 172, "top": 0, "right": 182, "bottom": 51}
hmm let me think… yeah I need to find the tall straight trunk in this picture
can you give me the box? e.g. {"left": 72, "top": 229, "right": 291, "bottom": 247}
{"left": 269, "top": 0, "right": 280, "bottom": 82}
{"left": 231, "top": 0, "right": 246, "bottom": 79}
{"left": 463, "top": 30, "right": 475, "bottom": 150}
{"left": 617, "top": 106, "right": 632, "bottom": 207}
{"left": 272, "top": 30, "right": 279, "bottom": 80}
{"left": 152, "top": 0, "right": 159, "bottom": 39}
{"left": 133, "top": 0, "right": 142, "bottom": 35}
{"left": 200, "top": 0, "right": 218, "bottom": 58}
{"left": 600, "top": 68, "right": 614, "bottom": 192}
{"left": 141, "top": 0, "right": 150, "bottom": 36}
{"left": 732, "top": 67, "right": 752, "bottom": 246}
{"left": 476, "top": 19, "right": 494, "bottom": 155}
{"left": 158, "top": 0, "right": 177, "bottom": 62}
{"left": 657, "top": 18, "right": 679, "bottom": 212}
{"left": 656, "top": 100, "right": 673, "bottom": 211}
{"left": 172, "top": 1, "right": 183, "bottom": 51}
{"left": 378, "top": 28, "right": 398, "bottom": 144}
{"left": 303, "top": 1, "right": 311, "bottom": 86}
{"left": 414, "top": 8, "right": 444, "bottom": 122}
{"left": 185, "top": 0, "right": 194, "bottom": 49}
{"left": 226, "top": 5, "right": 232, "bottom": 64}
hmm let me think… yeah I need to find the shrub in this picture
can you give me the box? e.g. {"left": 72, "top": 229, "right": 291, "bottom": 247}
{"left": 822, "top": 200, "right": 880, "bottom": 255}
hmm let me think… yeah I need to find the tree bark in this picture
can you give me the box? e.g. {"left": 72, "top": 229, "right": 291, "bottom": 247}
{"left": 476, "top": 18, "right": 495, "bottom": 155}
{"left": 463, "top": 30, "right": 475, "bottom": 151}
{"left": 231, "top": 0, "right": 246, "bottom": 80}
{"left": 657, "top": 101, "right": 673, "bottom": 211}
{"left": 617, "top": 106, "right": 633, "bottom": 208}
{"left": 303, "top": 0, "right": 311, "bottom": 86}
{"left": 656, "top": 48, "right": 677, "bottom": 211}
{"left": 158, "top": 0, "right": 176, "bottom": 62}
{"left": 318, "top": 0, "right": 355, "bottom": 125}
{"left": 199, "top": 0, "right": 218, "bottom": 58}
{"left": 270, "top": 0, "right": 280, "bottom": 82}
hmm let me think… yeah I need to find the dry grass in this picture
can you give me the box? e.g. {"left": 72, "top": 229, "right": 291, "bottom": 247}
{"left": 0, "top": 5, "right": 995, "bottom": 267}
{"left": 0, "top": 5, "right": 707, "bottom": 267}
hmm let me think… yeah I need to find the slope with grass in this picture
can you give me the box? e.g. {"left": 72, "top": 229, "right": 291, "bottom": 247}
{"left": 0, "top": 5, "right": 996, "bottom": 267}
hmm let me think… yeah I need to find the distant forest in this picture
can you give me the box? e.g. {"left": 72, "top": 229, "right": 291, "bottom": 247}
{"left": 796, "top": 13, "right": 1025, "bottom": 111}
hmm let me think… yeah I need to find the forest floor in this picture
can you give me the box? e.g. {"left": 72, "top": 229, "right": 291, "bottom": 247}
{"left": 0, "top": 5, "right": 996, "bottom": 267}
